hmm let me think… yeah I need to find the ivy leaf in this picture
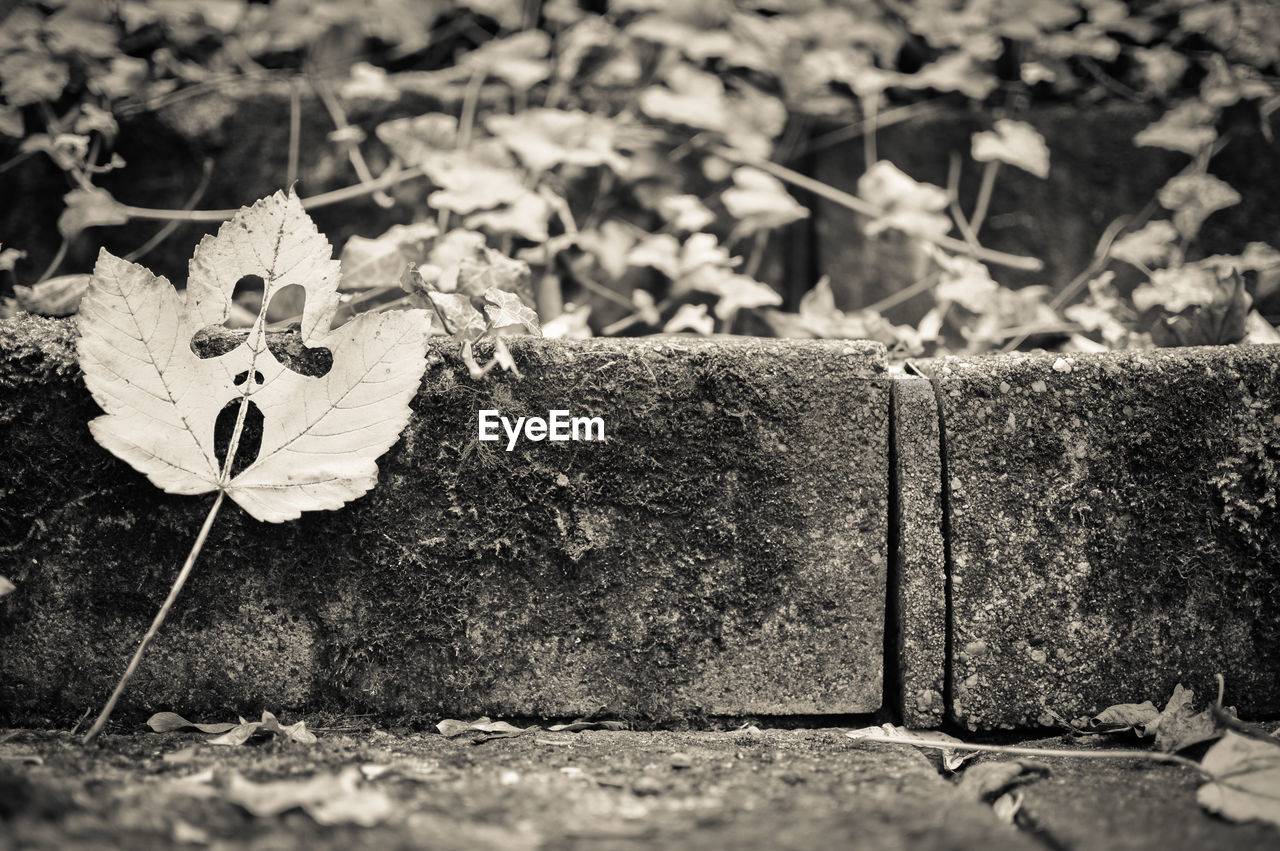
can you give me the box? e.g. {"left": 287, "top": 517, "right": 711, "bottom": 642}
{"left": 721, "top": 167, "right": 810, "bottom": 237}
{"left": 542, "top": 303, "right": 593, "bottom": 339}
{"left": 456, "top": 247, "right": 534, "bottom": 306}
{"left": 655, "top": 194, "right": 716, "bottom": 233}
{"left": 899, "top": 52, "right": 998, "bottom": 101}
{"left": 1197, "top": 732, "right": 1280, "bottom": 828}
{"left": 0, "top": 245, "right": 25, "bottom": 272}
{"left": 339, "top": 222, "right": 439, "bottom": 291}
{"left": 0, "top": 106, "right": 23, "bottom": 138}
{"left": 77, "top": 190, "right": 431, "bottom": 523}
{"left": 424, "top": 145, "right": 530, "bottom": 215}
{"left": 1110, "top": 220, "right": 1180, "bottom": 268}
{"left": 462, "top": 30, "right": 552, "bottom": 89}
{"left": 13, "top": 273, "right": 91, "bottom": 316}
{"left": 858, "top": 161, "right": 951, "bottom": 240}
{"left": 971, "top": 119, "right": 1050, "bottom": 179}
{"left": 663, "top": 303, "right": 715, "bottom": 335}
{"left": 1146, "top": 268, "right": 1251, "bottom": 347}
{"left": 483, "top": 287, "right": 541, "bottom": 335}
{"left": 485, "top": 109, "right": 626, "bottom": 174}
{"left": 427, "top": 291, "right": 487, "bottom": 341}
{"left": 1157, "top": 173, "right": 1242, "bottom": 238}
{"left": 0, "top": 51, "right": 69, "bottom": 106}
{"left": 375, "top": 113, "right": 458, "bottom": 167}
{"left": 465, "top": 191, "right": 553, "bottom": 242}
{"left": 639, "top": 63, "right": 730, "bottom": 132}
{"left": 58, "top": 187, "right": 130, "bottom": 239}
{"left": 1134, "top": 101, "right": 1218, "bottom": 155}
{"left": 0, "top": 575, "right": 14, "bottom": 598}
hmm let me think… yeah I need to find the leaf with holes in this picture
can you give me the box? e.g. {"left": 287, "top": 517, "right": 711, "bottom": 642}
{"left": 77, "top": 189, "right": 431, "bottom": 523}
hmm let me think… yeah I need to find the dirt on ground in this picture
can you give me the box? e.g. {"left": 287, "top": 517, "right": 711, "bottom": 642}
{"left": 3, "top": 723, "right": 1278, "bottom": 850}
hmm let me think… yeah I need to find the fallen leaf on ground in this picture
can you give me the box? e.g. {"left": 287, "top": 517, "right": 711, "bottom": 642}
{"left": 1197, "top": 731, "right": 1280, "bottom": 828}
{"left": 548, "top": 720, "right": 629, "bottom": 732}
{"left": 437, "top": 717, "right": 537, "bottom": 739}
{"left": 1088, "top": 700, "right": 1160, "bottom": 734}
{"left": 955, "top": 760, "right": 1049, "bottom": 802}
{"left": 217, "top": 766, "right": 394, "bottom": 826}
{"left": 208, "top": 710, "right": 316, "bottom": 746}
{"left": 147, "top": 711, "right": 238, "bottom": 735}
{"left": 846, "top": 724, "right": 975, "bottom": 771}
{"left": 1152, "top": 684, "right": 1223, "bottom": 753}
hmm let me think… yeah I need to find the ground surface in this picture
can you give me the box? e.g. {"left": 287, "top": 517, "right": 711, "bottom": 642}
{"left": 2, "top": 726, "right": 1276, "bottom": 850}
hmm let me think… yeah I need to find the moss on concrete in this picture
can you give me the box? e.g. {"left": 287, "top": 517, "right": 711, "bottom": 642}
{"left": 936, "top": 346, "right": 1280, "bottom": 730}
{"left": 0, "top": 317, "right": 889, "bottom": 726}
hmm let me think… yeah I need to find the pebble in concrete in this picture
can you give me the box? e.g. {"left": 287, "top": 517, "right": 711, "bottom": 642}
{"left": 934, "top": 346, "right": 1280, "bottom": 730}
{"left": 0, "top": 318, "right": 891, "bottom": 725}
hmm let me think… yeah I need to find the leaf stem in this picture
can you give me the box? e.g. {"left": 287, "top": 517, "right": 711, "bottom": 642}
{"left": 82, "top": 491, "right": 226, "bottom": 746}
{"left": 970, "top": 160, "right": 999, "bottom": 237}
{"left": 850, "top": 732, "right": 1210, "bottom": 778}
{"left": 115, "top": 165, "right": 427, "bottom": 222}
{"left": 709, "top": 146, "right": 1042, "bottom": 272}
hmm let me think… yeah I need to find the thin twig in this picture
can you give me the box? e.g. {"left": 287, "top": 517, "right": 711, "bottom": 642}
{"left": 708, "top": 146, "right": 1042, "bottom": 272}
{"left": 850, "top": 733, "right": 1209, "bottom": 777}
{"left": 947, "top": 152, "right": 981, "bottom": 251}
{"left": 82, "top": 491, "right": 226, "bottom": 745}
{"left": 793, "top": 100, "right": 943, "bottom": 159}
{"left": 861, "top": 95, "right": 878, "bottom": 170}
{"left": 969, "top": 160, "right": 999, "bottom": 237}
{"left": 312, "top": 75, "right": 394, "bottom": 208}
{"left": 863, "top": 271, "right": 940, "bottom": 314}
{"left": 34, "top": 239, "right": 69, "bottom": 285}
{"left": 115, "top": 165, "right": 427, "bottom": 222}
{"left": 287, "top": 80, "right": 301, "bottom": 188}
{"left": 125, "top": 159, "right": 214, "bottom": 263}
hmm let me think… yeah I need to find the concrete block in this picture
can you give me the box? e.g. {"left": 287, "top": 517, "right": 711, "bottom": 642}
{"left": 0, "top": 317, "right": 891, "bottom": 726}
{"left": 892, "top": 378, "right": 946, "bottom": 727}
{"left": 935, "top": 346, "right": 1280, "bottom": 730}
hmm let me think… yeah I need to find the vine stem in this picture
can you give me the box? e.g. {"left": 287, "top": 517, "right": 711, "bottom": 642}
{"left": 708, "top": 145, "right": 1043, "bottom": 272}
{"left": 82, "top": 490, "right": 226, "bottom": 745}
{"left": 116, "top": 164, "right": 427, "bottom": 222}
{"left": 851, "top": 732, "right": 1210, "bottom": 777}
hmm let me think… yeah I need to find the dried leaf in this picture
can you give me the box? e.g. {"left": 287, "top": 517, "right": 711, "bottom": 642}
{"left": 218, "top": 766, "right": 393, "bottom": 825}
{"left": 1157, "top": 173, "right": 1241, "bottom": 239}
{"left": 58, "top": 187, "right": 130, "bottom": 239}
{"left": 971, "top": 119, "right": 1050, "bottom": 179}
{"left": 548, "top": 720, "right": 629, "bottom": 732}
{"left": 209, "top": 710, "right": 316, "bottom": 746}
{"left": 13, "top": 273, "right": 90, "bottom": 316}
{"left": 1197, "top": 732, "right": 1280, "bottom": 828}
{"left": 955, "top": 761, "right": 1049, "bottom": 802}
{"left": 483, "top": 288, "right": 541, "bottom": 335}
{"left": 77, "top": 190, "right": 431, "bottom": 523}
{"left": 1088, "top": 700, "right": 1160, "bottom": 733}
{"left": 146, "top": 711, "right": 238, "bottom": 735}
{"left": 846, "top": 724, "right": 975, "bottom": 771}
{"left": 1153, "top": 685, "right": 1222, "bottom": 753}
{"left": 436, "top": 717, "right": 535, "bottom": 738}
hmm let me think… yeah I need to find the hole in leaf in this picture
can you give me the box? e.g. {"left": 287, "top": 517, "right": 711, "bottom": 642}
{"left": 233, "top": 370, "right": 265, "bottom": 387}
{"left": 191, "top": 275, "right": 266, "bottom": 359}
{"left": 263, "top": 284, "right": 334, "bottom": 378}
{"left": 213, "top": 397, "right": 264, "bottom": 479}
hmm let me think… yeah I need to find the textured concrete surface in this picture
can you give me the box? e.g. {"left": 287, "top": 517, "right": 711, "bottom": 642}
{"left": 934, "top": 346, "right": 1280, "bottom": 730}
{"left": 0, "top": 728, "right": 1042, "bottom": 851}
{"left": 999, "top": 738, "right": 1280, "bottom": 850}
{"left": 0, "top": 316, "right": 890, "bottom": 727}
{"left": 892, "top": 378, "right": 946, "bottom": 727}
